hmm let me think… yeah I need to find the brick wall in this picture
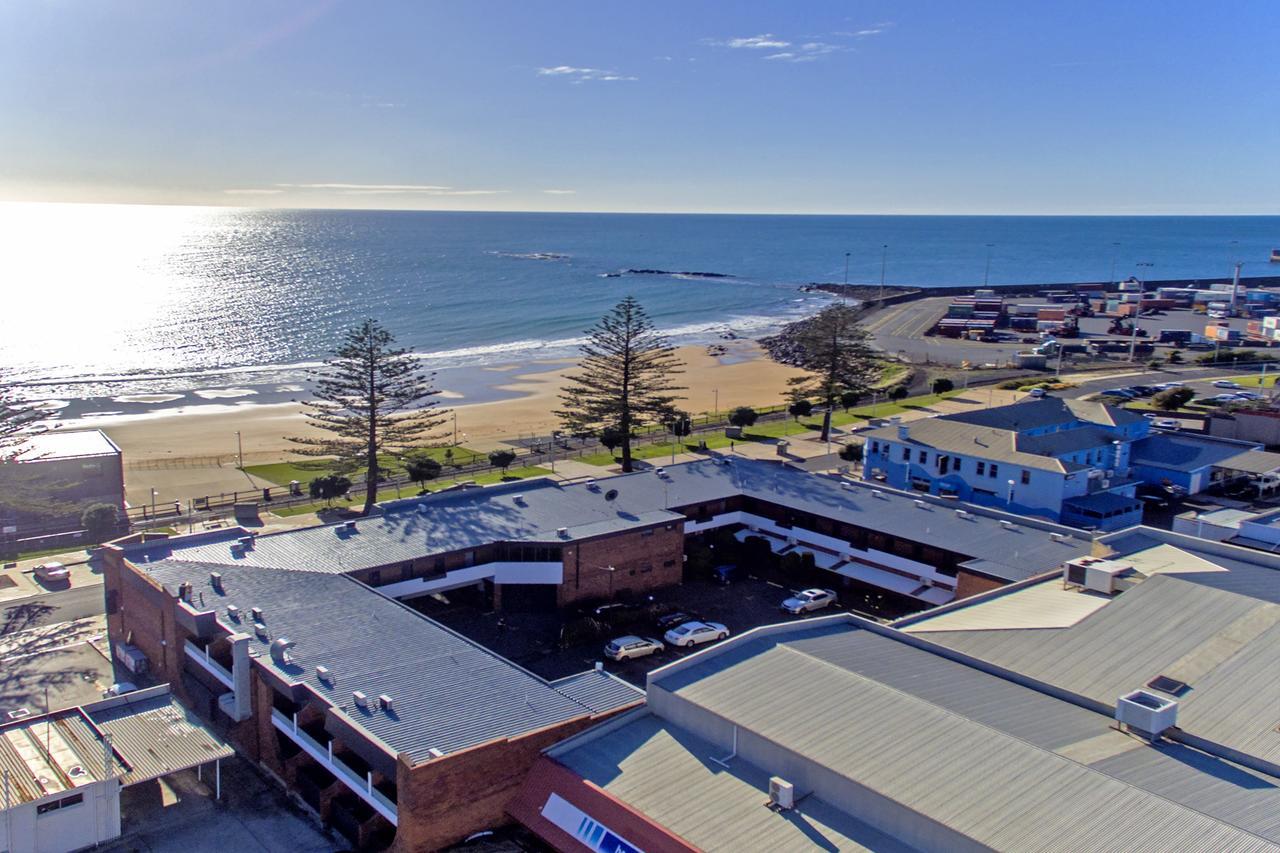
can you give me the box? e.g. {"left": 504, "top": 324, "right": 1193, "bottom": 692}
{"left": 389, "top": 709, "right": 638, "bottom": 853}
{"left": 954, "top": 569, "right": 1006, "bottom": 600}
{"left": 558, "top": 522, "right": 685, "bottom": 607}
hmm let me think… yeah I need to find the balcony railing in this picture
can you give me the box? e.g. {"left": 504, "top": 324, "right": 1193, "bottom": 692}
{"left": 271, "top": 708, "right": 398, "bottom": 825}
{"left": 184, "top": 640, "right": 234, "bottom": 689}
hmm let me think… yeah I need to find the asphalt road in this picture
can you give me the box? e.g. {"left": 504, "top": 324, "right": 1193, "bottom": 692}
{"left": 1, "top": 584, "right": 106, "bottom": 636}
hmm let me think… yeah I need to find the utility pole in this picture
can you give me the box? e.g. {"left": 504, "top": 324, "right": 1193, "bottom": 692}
{"left": 843, "top": 252, "right": 850, "bottom": 287}
{"left": 879, "top": 244, "right": 888, "bottom": 301}
{"left": 235, "top": 431, "right": 243, "bottom": 469}
{"left": 1131, "top": 262, "right": 1154, "bottom": 362}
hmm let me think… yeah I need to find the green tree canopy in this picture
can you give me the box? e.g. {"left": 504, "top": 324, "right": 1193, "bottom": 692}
{"left": 288, "top": 320, "right": 448, "bottom": 515}
{"left": 555, "top": 296, "right": 685, "bottom": 472}
{"left": 767, "top": 305, "right": 879, "bottom": 441}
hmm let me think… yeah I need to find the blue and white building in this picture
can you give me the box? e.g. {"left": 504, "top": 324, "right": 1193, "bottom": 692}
{"left": 862, "top": 398, "right": 1263, "bottom": 531}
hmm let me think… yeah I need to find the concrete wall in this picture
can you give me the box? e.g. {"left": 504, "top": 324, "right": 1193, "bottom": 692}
{"left": 1210, "top": 410, "right": 1280, "bottom": 446}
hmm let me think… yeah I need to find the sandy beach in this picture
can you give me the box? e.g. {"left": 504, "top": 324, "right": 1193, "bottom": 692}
{"left": 75, "top": 342, "right": 808, "bottom": 502}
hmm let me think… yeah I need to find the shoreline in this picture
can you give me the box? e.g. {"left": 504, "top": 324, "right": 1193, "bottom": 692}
{"left": 87, "top": 342, "right": 810, "bottom": 471}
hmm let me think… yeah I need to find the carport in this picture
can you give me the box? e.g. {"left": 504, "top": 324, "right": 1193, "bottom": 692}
{"left": 84, "top": 685, "right": 234, "bottom": 798}
{"left": 1213, "top": 449, "right": 1280, "bottom": 496}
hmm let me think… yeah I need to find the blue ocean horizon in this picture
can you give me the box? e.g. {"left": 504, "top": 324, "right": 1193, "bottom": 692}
{"left": 2, "top": 203, "right": 1277, "bottom": 410}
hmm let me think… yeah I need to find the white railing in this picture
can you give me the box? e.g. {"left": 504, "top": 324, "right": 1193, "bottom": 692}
{"left": 374, "top": 560, "right": 562, "bottom": 600}
{"left": 270, "top": 708, "right": 398, "bottom": 825}
{"left": 183, "top": 640, "right": 234, "bottom": 689}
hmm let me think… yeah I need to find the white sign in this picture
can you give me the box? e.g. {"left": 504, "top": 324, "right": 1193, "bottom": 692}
{"left": 541, "top": 792, "right": 645, "bottom": 853}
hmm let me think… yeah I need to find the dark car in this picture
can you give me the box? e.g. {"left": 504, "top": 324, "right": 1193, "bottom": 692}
{"left": 655, "top": 610, "right": 704, "bottom": 632}
{"left": 711, "top": 563, "right": 744, "bottom": 585}
{"left": 1127, "top": 386, "right": 1158, "bottom": 397}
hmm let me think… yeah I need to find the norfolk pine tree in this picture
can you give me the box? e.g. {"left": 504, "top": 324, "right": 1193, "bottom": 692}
{"left": 288, "top": 319, "right": 448, "bottom": 515}
{"left": 555, "top": 296, "right": 685, "bottom": 473}
{"left": 773, "top": 304, "right": 879, "bottom": 443}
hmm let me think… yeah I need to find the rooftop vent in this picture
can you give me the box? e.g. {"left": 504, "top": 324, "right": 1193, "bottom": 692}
{"left": 1063, "top": 556, "right": 1132, "bottom": 595}
{"left": 1147, "top": 675, "right": 1189, "bottom": 697}
{"left": 914, "top": 499, "right": 928, "bottom": 509}
{"left": 378, "top": 694, "right": 395, "bottom": 712}
{"left": 955, "top": 509, "right": 970, "bottom": 519}
{"left": 177, "top": 581, "right": 192, "bottom": 602}
{"left": 316, "top": 665, "right": 333, "bottom": 683}
{"left": 269, "top": 637, "right": 295, "bottom": 665}
{"left": 513, "top": 494, "right": 526, "bottom": 505}
{"left": 254, "top": 623, "right": 269, "bottom": 640}
{"left": 871, "top": 490, "right": 887, "bottom": 500}
{"left": 238, "top": 536, "right": 254, "bottom": 551}
{"left": 999, "top": 520, "right": 1017, "bottom": 530}
{"left": 1115, "top": 690, "right": 1178, "bottom": 739}
{"left": 655, "top": 467, "right": 668, "bottom": 478}
{"left": 210, "top": 572, "right": 224, "bottom": 593}
{"left": 841, "top": 481, "right": 855, "bottom": 490}
{"left": 1050, "top": 532, "right": 1067, "bottom": 543}
{"left": 556, "top": 527, "right": 569, "bottom": 538}
{"left": 250, "top": 606, "right": 264, "bottom": 622}
{"left": 585, "top": 479, "right": 599, "bottom": 491}
{"left": 768, "top": 777, "right": 795, "bottom": 810}
{"left": 352, "top": 691, "right": 369, "bottom": 709}
{"left": 345, "top": 520, "right": 358, "bottom": 532}
{"left": 428, "top": 747, "right": 445, "bottom": 758}
{"left": 226, "top": 604, "right": 241, "bottom": 621}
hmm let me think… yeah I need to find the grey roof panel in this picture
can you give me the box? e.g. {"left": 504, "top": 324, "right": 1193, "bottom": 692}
{"left": 85, "top": 689, "right": 233, "bottom": 785}
{"left": 548, "top": 670, "right": 645, "bottom": 715}
{"left": 1131, "top": 433, "right": 1261, "bottom": 473}
{"left": 148, "top": 561, "right": 603, "bottom": 762}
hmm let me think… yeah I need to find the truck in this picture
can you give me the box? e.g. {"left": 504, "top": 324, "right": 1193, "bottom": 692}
{"left": 1158, "top": 329, "right": 1192, "bottom": 345}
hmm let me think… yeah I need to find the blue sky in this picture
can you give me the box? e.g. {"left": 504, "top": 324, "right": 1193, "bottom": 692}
{"left": 1, "top": 1, "right": 1277, "bottom": 214}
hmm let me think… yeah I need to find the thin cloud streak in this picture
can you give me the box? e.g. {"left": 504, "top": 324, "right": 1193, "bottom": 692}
{"left": 542, "top": 189, "right": 576, "bottom": 195}
{"left": 537, "top": 65, "right": 637, "bottom": 82}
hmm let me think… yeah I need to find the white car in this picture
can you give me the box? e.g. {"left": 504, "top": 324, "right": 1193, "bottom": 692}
{"left": 101, "top": 681, "right": 138, "bottom": 698}
{"left": 1150, "top": 418, "right": 1181, "bottom": 430}
{"left": 663, "top": 621, "right": 729, "bottom": 648}
{"left": 1213, "top": 380, "right": 1242, "bottom": 389}
{"left": 34, "top": 562, "right": 70, "bottom": 583}
{"left": 1233, "top": 391, "right": 1265, "bottom": 401}
{"left": 781, "top": 588, "right": 838, "bottom": 614}
{"left": 1027, "top": 387, "right": 1047, "bottom": 399}
{"left": 603, "top": 636, "right": 664, "bottom": 661}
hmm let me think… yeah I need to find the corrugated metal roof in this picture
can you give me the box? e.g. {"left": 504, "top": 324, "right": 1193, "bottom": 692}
{"left": 1217, "top": 449, "right": 1280, "bottom": 475}
{"left": 914, "top": 575, "right": 1280, "bottom": 768}
{"left": 548, "top": 671, "right": 645, "bottom": 714}
{"left": 0, "top": 711, "right": 122, "bottom": 804}
{"left": 85, "top": 688, "right": 233, "bottom": 785}
{"left": 127, "top": 458, "right": 1088, "bottom": 583}
{"left": 146, "top": 561, "right": 611, "bottom": 763}
{"left": 646, "top": 622, "right": 1280, "bottom": 851}
{"left": 557, "top": 712, "right": 913, "bottom": 853}
{"left": 1131, "top": 433, "right": 1261, "bottom": 473}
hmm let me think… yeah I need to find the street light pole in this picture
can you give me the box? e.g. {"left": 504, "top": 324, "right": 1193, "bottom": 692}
{"left": 1131, "top": 262, "right": 1154, "bottom": 362}
{"left": 713, "top": 388, "right": 719, "bottom": 418}
{"left": 879, "top": 244, "right": 888, "bottom": 300}
{"left": 235, "top": 431, "right": 243, "bottom": 470}
{"left": 1109, "top": 242, "right": 1120, "bottom": 286}
{"left": 983, "top": 244, "right": 995, "bottom": 287}
{"left": 843, "top": 252, "right": 850, "bottom": 287}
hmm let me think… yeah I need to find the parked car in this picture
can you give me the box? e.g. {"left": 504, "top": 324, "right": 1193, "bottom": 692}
{"left": 1233, "top": 391, "right": 1265, "bottom": 401}
{"left": 603, "top": 636, "right": 665, "bottom": 661}
{"left": 1027, "top": 387, "right": 1047, "bottom": 398}
{"left": 34, "top": 562, "right": 70, "bottom": 583}
{"left": 710, "top": 564, "right": 744, "bottom": 585}
{"left": 1202, "top": 394, "right": 1245, "bottom": 405}
{"left": 1099, "top": 389, "right": 1137, "bottom": 399}
{"left": 655, "top": 610, "right": 704, "bottom": 632}
{"left": 663, "top": 621, "right": 729, "bottom": 648}
{"left": 1150, "top": 418, "right": 1181, "bottom": 430}
{"left": 101, "top": 681, "right": 138, "bottom": 698}
{"left": 1127, "top": 386, "right": 1159, "bottom": 397}
{"left": 781, "top": 588, "right": 838, "bottom": 614}
{"left": 1213, "top": 380, "right": 1242, "bottom": 389}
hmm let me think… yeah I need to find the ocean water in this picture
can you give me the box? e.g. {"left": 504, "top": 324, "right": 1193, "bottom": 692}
{"left": 1, "top": 202, "right": 1277, "bottom": 414}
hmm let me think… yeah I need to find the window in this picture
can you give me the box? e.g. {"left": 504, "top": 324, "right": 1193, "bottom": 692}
{"left": 918, "top": 450, "right": 928, "bottom": 463}
{"left": 663, "top": 559, "right": 676, "bottom": 568}
{"left": 901, "top": 447, "right": 910, "bottom": 461}
{"left": 989, "top": 464, "right": 999, "bottom": 478}
{"left": 1021, "top": 470, "right": 1031, "bottom": 485}
{"left": 953, "top": 459, "right": 961, "bottom": 473}
{"left": 870, "top": 441, "right": 879, "bottom": 454}
{"left": 976, "top": 462, "right": 986, "bottom": 476}
{"left": 37, "top": 793, "right": 83, "bottom": 816}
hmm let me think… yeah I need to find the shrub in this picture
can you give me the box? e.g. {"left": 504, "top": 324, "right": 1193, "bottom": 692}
{"left": 889, "top": 385, "right": 910, "bottom": 401}
{"left": 728, "top": 406, "right": 759, "bottom": 427}
{"left": 1152, "top": 387, "right": 1195, "bottom": 411}
{"left": 488, "top": 449, "right": 518, "bottom": 473}
{"left": 308, "top": 474, "right": 352, "bottom": 506}
{"left": 839, "top": 442, "right": 864, "bottom": 463}
{"left": 404, "top": 454, "right": 442, "bottom": 488}
{"left": 788, "top": 399, "right": 813, "bottom": 421}
{"left": 599, "top": 425, "right": 626, "bottom": 452}
{"left": 931, "top": 378, "right": 954, "bottom": 394}
{"left": 81, "top": 503, "right": 122, "bottom": 542}
{"left": 839, "top": 390, "right": 862, "bottom": 411}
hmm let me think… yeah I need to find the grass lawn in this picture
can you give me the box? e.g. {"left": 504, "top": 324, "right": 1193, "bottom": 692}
{"left": 579, "top": 390, "right": 965, "bottom": 466}
{"left": 271, "top": 466, "right": 552, "bottom": 517}
{"left": 1219, "top": 374, "right": 1279, "bottom": 389}
{"left": 245, "top": 446, "right": 485, "bottom": 486}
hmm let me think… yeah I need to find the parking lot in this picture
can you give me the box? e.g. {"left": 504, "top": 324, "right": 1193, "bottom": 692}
{"left": 418, "top": 566, "right": 909, "bottom": 688}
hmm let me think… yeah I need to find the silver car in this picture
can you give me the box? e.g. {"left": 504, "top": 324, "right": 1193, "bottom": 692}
{"left": 663, "top": 621, "right": 729, "bottom": 648}
{"left": 781, "top": 588, "right": 838, "bottom": 614}
{"left": 604, "top": 636, "right": 664, "bottom": 661}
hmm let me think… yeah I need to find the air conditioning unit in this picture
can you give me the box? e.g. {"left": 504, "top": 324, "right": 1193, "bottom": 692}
{"left": 1115, "top": 690, "right": 1178, "bottom": 738}
{"left": 316, "top": 665, "right": 333, "bottom": 683}
{"left": 513, "top": 494, "right": 525, "bottom": 505}
{"left": 556, "top": 526, "right": 569, "bottom": 538}
{"left": 378, "top": 694, "right": 395, "bottom": 712}
{"left": 768, "top": 777, "right": 795, "bottom": 810}
{"left": 999, "top": 520, "right": 1016, "bottom": 530}
{"left": 352, "top": 691, "right": 369, "bottom": 709}
{"left": 226, "top": 604, "right": 241, "bottom": 621}
{"left": 1100, "top": 479, "right": 1111, "bottom": 489}
{"left": 655, "top": 467, "right": 666, "bottom": 477}
{"left": 1063, "top": 557, "right": 1132, "bottom": 594}
{"left": 210, "top": 572, "right": 224, "bottom": 593}
{"left": 250, "top": 606, "right": 264, "bottom": 622}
